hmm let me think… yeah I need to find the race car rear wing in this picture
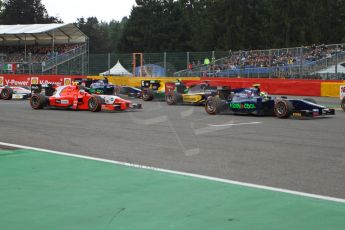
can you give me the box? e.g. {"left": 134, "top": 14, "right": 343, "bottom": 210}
{"left": 31, "top": 84, "right": 56, "bottom": 96}
{"left": 141, "top": 80, "right": 161, "bottom": 90}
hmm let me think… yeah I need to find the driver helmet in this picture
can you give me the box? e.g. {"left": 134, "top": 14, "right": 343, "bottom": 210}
{"left": 260, "top": 91, "right": 269, "bottom": 99}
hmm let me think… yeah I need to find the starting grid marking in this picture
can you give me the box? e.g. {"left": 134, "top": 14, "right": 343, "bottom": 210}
{"left": 0, "top": 141, "right": 345, "bottom": 204}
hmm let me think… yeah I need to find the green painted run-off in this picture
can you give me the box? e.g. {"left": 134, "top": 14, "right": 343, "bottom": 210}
{"left": 0, "top": 149, "right": 344, "bottom": 230}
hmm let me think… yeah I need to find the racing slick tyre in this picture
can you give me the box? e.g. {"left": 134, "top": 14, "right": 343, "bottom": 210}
{"left": 88, "top": 96, "right": 102, "bottom": 112}
{"left": 274, "top": 100, "right": 293, "bottom": 119}
{"left": 165, "top": 93, "right": 182, "bottom": 105}
{"left": 205, "top": 96, "right": 223, "bottom": 115}
{"left": 341, "top": 97, "right": 345, "bottom": 111}
{"left": 30, "top": 94, "right": 48, "bottom": 109}
{"left": 0, "top": 87, "right": 13, "bottom": 100}
{"left": 303, "top": 98, "right": 317, "bottom": 104}
{"left": 142, "top": 89, "right": 154, "bottom": 101}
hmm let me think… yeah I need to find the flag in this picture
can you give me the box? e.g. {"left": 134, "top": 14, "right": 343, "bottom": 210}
{"left": 3, "top": 64, "right": 16, "bottom": 72}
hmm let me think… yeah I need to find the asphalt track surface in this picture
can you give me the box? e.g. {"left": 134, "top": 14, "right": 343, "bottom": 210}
{"left": 1, "top": 96, "right": 345, "bottom": 199}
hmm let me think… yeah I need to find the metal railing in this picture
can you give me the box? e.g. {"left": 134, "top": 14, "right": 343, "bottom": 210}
{"left": 42, "top": 44, "right": 87, "bottom": 72}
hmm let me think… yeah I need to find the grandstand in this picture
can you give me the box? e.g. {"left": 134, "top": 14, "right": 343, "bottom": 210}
{"left": 174, "top": 44, "right": 345, "bottom": 79}
{"left": 0, "top": 24, "right": 88, "bottom": 75}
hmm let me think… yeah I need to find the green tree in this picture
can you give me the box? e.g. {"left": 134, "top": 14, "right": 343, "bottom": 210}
{"left": 1, "top": 0, "right": 60, "bottom": 24}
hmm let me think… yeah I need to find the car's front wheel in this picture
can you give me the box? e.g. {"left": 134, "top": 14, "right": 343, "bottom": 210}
{"left": 274, "top": 100, "right": 293, "bottom": 118}
{"left": 88, "top": 96, "right": 102, "bottom": 112}
{"left": 166, "top": 93, "right": 181, "bottom": 105}
{"left": 142, "top": 89, "right": 154, "bottom": 101}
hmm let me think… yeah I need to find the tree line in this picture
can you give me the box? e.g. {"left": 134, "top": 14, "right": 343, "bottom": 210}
{"left": 1, "top": 0, "right": 345, "bottom": 53}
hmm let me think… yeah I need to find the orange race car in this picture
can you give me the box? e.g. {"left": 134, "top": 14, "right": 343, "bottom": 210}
{"left": 30, "top": 84, "right": 142, "bottom": 112}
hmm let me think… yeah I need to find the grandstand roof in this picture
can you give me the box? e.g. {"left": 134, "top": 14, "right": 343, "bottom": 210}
{"left": 0, "top": 23, "right": 87, "bottom": 45}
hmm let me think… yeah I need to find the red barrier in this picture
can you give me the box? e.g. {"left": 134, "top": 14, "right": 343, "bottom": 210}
{"left": 0, "top": 74, "right": 82, "bottom": 87}
{"left": 181, "top": 78, "right": 343, "bottom": 96}
{"left": 0, "top": 75, "right": 340, "bottom": 97}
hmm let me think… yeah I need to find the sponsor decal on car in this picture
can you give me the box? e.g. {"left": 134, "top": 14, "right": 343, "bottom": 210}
{"left": 0, "top": 76, "right": 3, "bottom": 86}
{"left": 12, "top": 94, "right": 24, "bottom": 99}
{"left": 61, "top": 100, "right": 69, "bottom": 104}
{"left": 230, "top": 103, "right": 256, "bottom": 109}
{"left": 293, "top": 112, "right": 302, "bottom": 117}
{"left": 183, "top": 94, "right": 202, "bottom": 102}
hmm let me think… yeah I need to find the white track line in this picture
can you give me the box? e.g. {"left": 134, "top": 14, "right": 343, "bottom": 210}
{"left": 208, "top": 121, "right": 262, "bottom": 127}
{"left": 1, "top": 141, "right": 345, "bottom": 204}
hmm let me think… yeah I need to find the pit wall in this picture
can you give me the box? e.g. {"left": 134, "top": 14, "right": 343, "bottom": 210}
{"left": 1, "top": 74, "right": 344, "bottom": 97}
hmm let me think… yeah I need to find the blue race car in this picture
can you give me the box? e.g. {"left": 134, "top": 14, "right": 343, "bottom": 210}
{"left": 118, "top": 86, "right": 142, "bottom": 98}
{"left": 74, "top": 78, "right": 118, "bottom": 95}
{"left": 205, "top": 87, "right": 335, "bottom": 118}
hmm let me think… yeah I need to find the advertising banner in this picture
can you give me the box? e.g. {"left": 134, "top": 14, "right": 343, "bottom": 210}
{"left": 0, "top": 74, "right": 81, "bottom": 86}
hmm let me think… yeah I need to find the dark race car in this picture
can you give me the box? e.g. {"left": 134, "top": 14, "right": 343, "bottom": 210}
{"left": 0, "top": 86, "right": 31, "bottom": 100}
{"left": 165, "top": 81, "right": 226, "bottom": 105}
{"left": 118, "top": 86, "right": 142, "bottom": 98}
{"left": 141, "top": 80, "right": 165, "bottom": 101}
{"left": 74, "top": 78, "right": 118, "bottom": 95}
{"left": 30, "top": 84, "right": 142, "bottom": 112}
{"left": 205, "top": 87, "right": 335, "bottom": 118}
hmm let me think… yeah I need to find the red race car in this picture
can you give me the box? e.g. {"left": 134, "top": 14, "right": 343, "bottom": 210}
{"left": 30, "top": 84, "right": 142, "bottom": 112}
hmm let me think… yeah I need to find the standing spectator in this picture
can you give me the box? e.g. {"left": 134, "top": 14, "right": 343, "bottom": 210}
{"left": 204, "top": 57, "right": 210, "bottom": 65}
{"left": 188, "top": 62, "right": 193, "bottom": 70}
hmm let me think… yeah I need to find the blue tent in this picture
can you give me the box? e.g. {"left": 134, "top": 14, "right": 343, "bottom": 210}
{"left": 135, "top": 64, "right": 166, "bottom": 77}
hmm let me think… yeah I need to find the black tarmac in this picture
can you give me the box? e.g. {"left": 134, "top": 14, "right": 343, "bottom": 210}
{"left": 0, "top": 96, "right": 344, "bottom": 198}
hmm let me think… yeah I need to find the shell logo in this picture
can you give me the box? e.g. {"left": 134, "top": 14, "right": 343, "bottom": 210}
{"left": 0, "top": 77, "right": 3, "bottom": 86}
{"left": 31, "top": 77, "right": 39, "bottom": 85}
{"left": 64, "top": 78, "right": 71, "bottom": 85}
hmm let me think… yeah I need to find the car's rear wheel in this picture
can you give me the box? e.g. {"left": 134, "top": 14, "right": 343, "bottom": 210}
{"left": 303, "top": 98, "right": 317, "bottom": 104}
{"left": 274, "top": 100, "right": 293, "bottom": 118}
{"left": 30, "top": 94, "right": 47, "bottom": 109}
{"left": 166, "top": 93, "right": 181, "bottom": 105}
{"left": 205, "top": 96, "right": 223, "bottom": 115}
{"left": 88, "top": 96, "right": 102, "bottom": 112}
{"left": 341, "top": 97, "right": 345, "bottom": 111}
{"left": 0, "top": 87, "right": 13, "bottom": 100}
{"left": 142, "top": 89, "right": 154, "bottom": 101}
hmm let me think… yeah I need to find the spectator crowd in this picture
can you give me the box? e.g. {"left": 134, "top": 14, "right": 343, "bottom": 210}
{"left": 188, "top": 44, "right": 344, "bottom": 75}
{"left": 0, "top": 43, "right": 82, "bottom": 63}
